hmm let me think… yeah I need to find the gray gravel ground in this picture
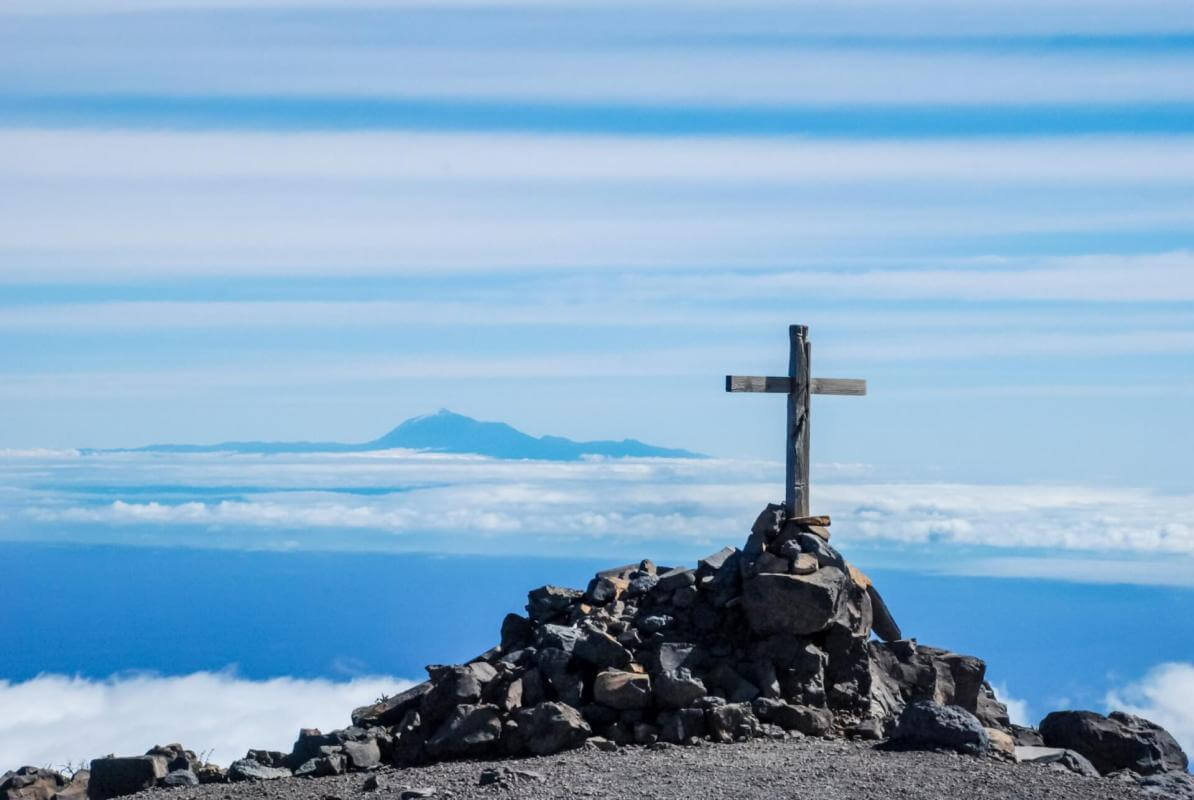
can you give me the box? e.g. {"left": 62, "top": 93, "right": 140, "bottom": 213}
{"left": 131, "top": 738, "right": 1162, "bottom": 800}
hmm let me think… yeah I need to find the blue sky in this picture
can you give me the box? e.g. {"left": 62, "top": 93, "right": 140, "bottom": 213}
{"left": 1, "top": 0, "right": 1192, "bottom": 487}
{"left": 2, "top": 0, "right": 1194, "bottom": 770}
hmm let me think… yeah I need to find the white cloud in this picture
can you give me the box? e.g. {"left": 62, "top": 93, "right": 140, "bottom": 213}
{"left": 1106, "top": 662, "right": 1194, "bottom": 760}
{"left": 991, "top": 683, "right": 1032, "bottom": 727}
{"left": 0, "top": 671, "right": 414, "bottom": 770}
{"left": 7, "top": 131, "right": 1194, "bottom": 185}
{"left": 9, "top": 451, "right": 1194, "bottom": 566}
{"left": 623, "top": 251, "right": 1194, "bottom": 303}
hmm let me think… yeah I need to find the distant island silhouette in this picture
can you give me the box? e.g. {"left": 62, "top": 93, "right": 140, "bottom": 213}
{"left": 99, "top": 409, "right": 704, "bottom": 461}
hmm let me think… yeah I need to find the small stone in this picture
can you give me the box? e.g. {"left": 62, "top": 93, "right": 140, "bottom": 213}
{"left": 708, "top": 703, "right": 762, "bottom": 743}
{"left": 584, "top": 736, "right": 618, "bottom": 752}
{"left": 698, "top": 546, "right": 737, "bottom": 574}
{"left": 986, "top": 727, "right": 1016, "bottom": 760}
{"left": 635, "top": 614, "right": 672, "bottom": 634}
{"left": 754, "top": 552, "right": 789, "bottom": 574}
{"left": 161, "top": 770, "right": 199, "bottom": 788}
{"left": 227, "top": 758, "right": 292, "bottom": 782}
{"left": 293, "top": 755, "right": 345, "bottom": 778}
{"left": 584, "top": 576, "right": 628, "bottom": 604}
{"left": 847, "top": 718, "right": 885, "bottom": 740}
{"left": 655, "top": 567, "right": 696, "bottom": 593}
{"left": 633, "top": 722, "right": 659, "bottom": 744}
{"left": 627, "top": 573, "right": 659, "bottom": 596}
{"left": 803, "top": 524, "right": 831, "bottom": 541}
{"left": 361, "top": 775, "right": 381, "bottom": 792}
{"left": 1015, "top": 746, "right": 1101, "bottom": 778}
{"left": 594, "top": 669, "right": 652, "bottom": 709}
{"left": 398, "top": 788, "right": 436, "bottom": 799}
{"left": 789, "top": 553, "right": 818, "bottom": 575}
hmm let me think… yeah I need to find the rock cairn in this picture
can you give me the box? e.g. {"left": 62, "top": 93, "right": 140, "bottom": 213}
{"left": 4, "top": 505, "right": 1190, "bottom": 800}
{"left": 350, "top": 504, "right": 1013, "bottom": 755}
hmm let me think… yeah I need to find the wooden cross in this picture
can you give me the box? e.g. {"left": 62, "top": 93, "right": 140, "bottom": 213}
{"left": 726, "top": 324, "right": 866, "bottom": 517}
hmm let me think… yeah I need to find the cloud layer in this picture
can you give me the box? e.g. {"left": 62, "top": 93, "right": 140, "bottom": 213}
{"left": 0, "top": 671, "right": 412, "bottom": 771}
{"left": 6, "top": 450, "right": 1194, "bottom": 583}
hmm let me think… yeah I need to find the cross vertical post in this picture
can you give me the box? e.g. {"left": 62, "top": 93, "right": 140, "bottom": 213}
{"left": 787, "top": 324, "right": 811, "bottom": 517}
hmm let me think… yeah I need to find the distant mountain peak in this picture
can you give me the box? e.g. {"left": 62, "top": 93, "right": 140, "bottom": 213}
{"left": 122, "top": 411, "right": 705, "bottom": 461}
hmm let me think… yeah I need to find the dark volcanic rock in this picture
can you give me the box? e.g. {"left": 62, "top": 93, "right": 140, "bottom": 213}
{"left": 593, "top": 670, "right": 651, "bottom": 710}
{"left": 2, "top": 767, "right": 69, "bottom": 800}
{"left": 891, "top": 701, "right": 990, "bottom": 755}
{"left": 1039, "top": 709, "right": 1189, "bottom": 776}
{"left": 352, "top": 682, "right": 432, "bottom": 728}
{"left": 512, "top": 702, "right": 591, "bottom": 755}
{"left": 226, "top": 759, "right": 291, "bottom": 782}
{"left": 741, "top": 568, "right": 846, "bottom": 636}
{"left": 160, "top": 771, "right": 198, "bottom": 788}
{"left": 425, "top": 705, "right": 502, "bottom": 759}
{"left": 88, "top": 756, "right": 167, "bottom": 800}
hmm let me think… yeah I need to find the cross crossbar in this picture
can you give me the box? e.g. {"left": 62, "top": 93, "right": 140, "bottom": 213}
{"left": 725, "top": 376, "right": 867, "bottom": 396}
{"left": 725, "top": 325, "right": 866, "bottom": 516}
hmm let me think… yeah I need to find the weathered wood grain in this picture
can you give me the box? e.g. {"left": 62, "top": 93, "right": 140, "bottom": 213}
{"left": 787, "top": 325, "right": 811, "bottom": 517}
{"left": 725, "top": 375, "right": 790, "bottom": 393}
{"left": 726, "top": 376, "right": 866, "bottom": 396}
{"left": 810, "top": 378, "right": 867, "bottom": 396}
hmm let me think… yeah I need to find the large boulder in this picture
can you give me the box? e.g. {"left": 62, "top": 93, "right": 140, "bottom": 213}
{"left": 654, "top": 670, "right": 707, "bottom": 709}
{"left": 573, "top": 626, "right": 632, "bottom": 669}
{"left": 527, "top": 585, "right": 583, "bottom": 621}
{"left": 351, "top": 682, "right": 432, "bottom": 728}
{"left": 342, "top": 739, "right": 381, "bottom": 770}
{"left": 512, "top": 702, "right": 592, "bottom": 755}
{"left": 1039, "top": 710, "right": 1189, "bottom": 776}
{"left": 420, "top": 666, "right": 485, "bottom": 727}
{"left": 891, "top": 701, "right": 989, "bottom": 755}
{"left": 2, "top": 768, "right": 68, "bottom": 800}
{"left": 88, "top": 756, "right": 167, "bottom": 800}
{"left": 424, "top": 704, "right": 502, "bottom": 759}
{"left": 741, "top": 567, "right": 847, "bottom": 636}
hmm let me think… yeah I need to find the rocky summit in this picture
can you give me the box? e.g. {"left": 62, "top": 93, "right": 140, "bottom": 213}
{"left": 4, "top": 504, "right": 1191, "bottom": 800}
